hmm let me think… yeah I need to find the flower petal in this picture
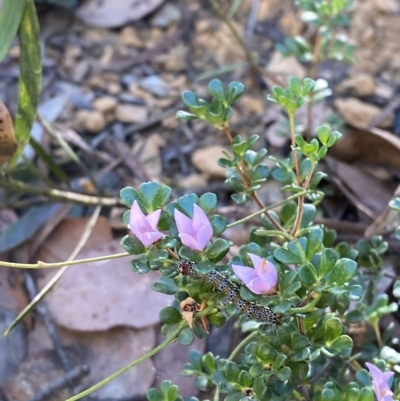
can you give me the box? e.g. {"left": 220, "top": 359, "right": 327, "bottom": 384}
{"left": 130, "top": 201, "right": 151, "bottom": 231}
{"left": 247, "top": 277, "right": 275, "bottom": 295}
{"left": 196, "top": 224, "right": 213, "bottom": 251}
{"left": 174, "top": 208, "right": 195, "bottom": 236}
{"left": 366, "top": 363, "right": 384, "bottom": 380}
{"left": 141, "top": 231, "right": 163, "bottom": 247}
{"left": 192, "top": 204, "right": 212, "bottom": 233}
{"left": 146, "top": 209, "right": 162, "bottom": 230}
{"left": 232, "top": 264, "right": 257, "bottom": 286}
{"left": 179, "top": 233, "right": 202, "bottom": 252}
{"left": 248, "top": 253, "right": 263, "bottom": 272}
{"left": 257, "top": 259, "right": 278, "bottom": 286}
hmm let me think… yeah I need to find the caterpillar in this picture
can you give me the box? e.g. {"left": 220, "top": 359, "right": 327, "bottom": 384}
{"left": 177, "top": 260, "right": 282, "bottom": 325}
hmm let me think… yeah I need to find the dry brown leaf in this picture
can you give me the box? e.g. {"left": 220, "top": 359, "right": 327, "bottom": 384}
{"left": 77, "top": 0, "right": 165, "bottom": 28}
{"left": 329, "top": 127, "right": 400, "bottom": 170}
{"left": 325, "top": 157, "right": 396, "bottom": 219}
{"left": 0, "top": 100, "right": 18, "bottom": 167}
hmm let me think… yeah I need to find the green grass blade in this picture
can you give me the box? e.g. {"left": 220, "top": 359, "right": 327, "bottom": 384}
{"left": 0, "top": 0, "right": 27, "bottom": 63}
{"left": 8, "top": 0, "right": 42, "bottom": 170}
{"left": 29, "top": 136, "right": 70, "bottom": 184}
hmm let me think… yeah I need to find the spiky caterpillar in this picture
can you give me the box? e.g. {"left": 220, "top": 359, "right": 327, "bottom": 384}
{"left": 177, "top": 261, "right": 282, "bottom": 324}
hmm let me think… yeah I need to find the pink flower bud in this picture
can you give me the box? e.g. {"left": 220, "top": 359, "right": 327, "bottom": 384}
{"left": 174, "top": 204, "right": 213, "bottom": 252}
{"left": 232, "top": 253, "right": 278, "bottom": 295}
{"left": 129, "top": 201, "right": 163, "bottom": 248}
{"left": 366, "top": 363, "right": 394, "bottom": 401}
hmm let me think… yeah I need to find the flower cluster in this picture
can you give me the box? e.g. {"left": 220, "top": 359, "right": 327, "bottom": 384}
{"left": 128, "top": 201, "right": 278, "bottom": 295}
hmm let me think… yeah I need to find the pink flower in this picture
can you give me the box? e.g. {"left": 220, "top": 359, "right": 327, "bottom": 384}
{"left": 129, "top": 201, "right": 163, "bottom": 247}
{"left": 366, "top": 363, "right": 394, "bottom": 401}
{"left": 174, "top": 204, "right": 213, "bottom": 252}
{"left": 232, "top": 253, "right": 278, "bottom": 295}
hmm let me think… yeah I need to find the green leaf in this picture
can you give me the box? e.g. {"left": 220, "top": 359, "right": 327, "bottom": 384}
{"left": 227, "top": 81, "right": 244, "bottom": 104}
{"left": 321, "top": 389, "right": 336, "bottom": 401}
{"left": 207, "top": 312, "right": 226, "bottom": 327}
{"left": 224, "top": 361, "right": 239, "bottom": 382}
{"left": 195, "top": 260, "right": 215, "bottom": 275}
{"left": 273, "top": 247, "right": 303, "bottom": 264}
{"left": 225, "top": 393, "right": 244, "bottom": 401}
{"left": 280, "top": 201, "right": 297, "bottom": 225}
{"left": 121, "top": 235, "right": 146, "bottom": 255}
{"left": 139, "top": 182, "right": 171, "bottom": 211}
{"left": 344, "top": 309, "right": 363, "bottom": 323}
{"left": 289, "top": 76, "right": 302, "bottom": 95}
{"left": 176, "top": 110, "right": 199, "bottom": 120}
{"left": 131, "top": 257, "right": 150, "bottom": 274}
{"left": 202, "top": 352, "right": 217, "bottom": 374}
{"left": 306, "top": 228, "right": 324, "bottom": 260}
{"left": 317, "top": 125, "right": 330, "bottom": 146}
{"left": 194, "top": 375, "right": 210, "bottom": 391}
{"left": 358, "top": 388, "right": 374, "bottom": 401}
{"left": 298, "top": 264, "right": 317, "bottom": 285}
{"left": 319, "top": 248, "right": 339, "bottom": 278}
{"left": 356, "top": 370, "right": 372, "bottom": 387}
{"left": 208, "top": 79, "right": 226, "bottom": 102}
{"left": 8, "top": 0, "right": 41, "bottom": 168}
{"left": 182, "top": 91, "right": 201, "bottom": 112}
{"left": 325, "top": 317, "right": 342, "bottom": 342}
{"left": 178, "top": 246, "right": 202, "bottom": 262}
{"left": 198, "top": 192, "right": 217, "bottom": 213}
{"left": 327, "top": 335, "right": 353, "bottom": 356}
{"left": 238, "top": 370, "right": 253, "bottom": 388}
{"left": 327, "top": 258, "right": 357, "bottom": 286}
{"left": 290, "top": 347, "right": 311, "bottom": 362}
{"left": 204, "top": 238, "right": 230, "bottom": 263}
{"left": 152, "top": 277, "right": 178, "bottom": 295}
{"left": 160, "top": 307, "right": 182, "bottom": 324}
{"left": 179, "top": 327, "right": 195, "bottom": 345}
{"left": 210, "top": 215, "right": 227, "bottom": 235}
{"left": 166, "top": 385, "right": 179, "bottom": 401}
{"left": 253, "top": 376, "right": 267, "bottom": 397}
{"left": 300, "top": 204, "right": 317, "bottom": 228}
{"left": 187, "top": 350, "right": 203, "bottom": 372}
{"left": 146, "top": 388, "right": 164, "bottom": 401}
{"left": 177, "top": 194, "right": 199, "bottom": 216}
{"left": 0, "top": 0, "right": 27, "bottom": 63}
{"left": 120, "top": 186, "right": 140, "bottom": 207}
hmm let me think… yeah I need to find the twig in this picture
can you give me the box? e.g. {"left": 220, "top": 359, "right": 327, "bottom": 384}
{"left": 66, "top": 321, "right": 187, "bottom": 401}
{"left": 37, "top": 114, "right": 99, "bottom": 190}
{"left": 245, "top": 0, "right": 260, "bottom": 44}
{"left": 4, "top": 205, "right": 103, "bottom": 336}
{"left": 0, "top": 179, "right": 121, "bottom": 206}
{"left": 0, "top": 251, "right": 130, "bottom": 270}
{"left": 28, "top": 366, "right": 89, "bottom": 401}
{"left": 124, "top": 103, "right": 183, "bottom": 136}
{"left": 24, "top": 271, "right": 73, "bottom": 372}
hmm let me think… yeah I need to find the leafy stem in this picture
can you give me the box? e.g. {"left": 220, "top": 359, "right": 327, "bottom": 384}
{"left": 221, "top": 124, "right": 285, "bottom": 232}
{"left": 227, "top": 190, "right": 321, "bottom": 228}
{"left": 66, "top": 321, "right": 187, "bottom": 401}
